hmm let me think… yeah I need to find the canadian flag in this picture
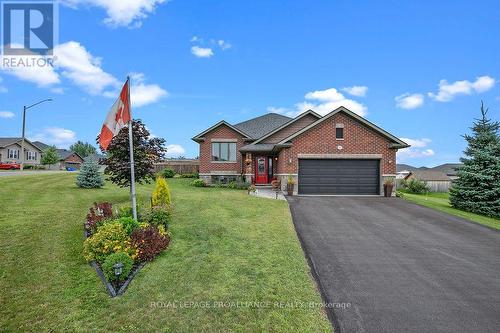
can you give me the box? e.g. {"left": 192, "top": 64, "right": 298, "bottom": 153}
{"left": 99, "top": 79, "right": 131, "bottom": 150}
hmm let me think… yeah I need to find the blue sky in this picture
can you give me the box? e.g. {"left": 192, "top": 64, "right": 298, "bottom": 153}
{"left": 0, "top": 0, "right": 499, "bottom": 166}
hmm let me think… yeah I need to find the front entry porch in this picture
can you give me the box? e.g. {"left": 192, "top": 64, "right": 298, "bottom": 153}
{"left": 243, "top": 153, "right": 278, "bottom": 185}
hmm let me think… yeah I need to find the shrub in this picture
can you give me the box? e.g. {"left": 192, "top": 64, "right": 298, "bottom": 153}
{"left": 83, "top": 222, "right": 136, "bottom": 263}
{"left": 145, "top": 205, "right": 172, "bottom": 227}
{"left": 85, "top": 202, "right": 113, "bottom": 233}
{"left": 151, "top": 176, "right": 172, "bottom": 207}
{"left": 76, "top": 161, "right": 104, "bottom": 188}
{"left": 179, "top": 173, "right": 198, "bottom": 178}
{"left": 162, "top": 168, "right": 175, "bottom": 178}
{"left": 114, "top": 216, "right": 140, "bottom": 235}
{"left": 130, "top": 226, "right": 170, "bottom": 262}
{"left": 401, "top": 178, "right": 430, "bottom": 194}
{"left": 226, "top": 181, "right": 250, "bottom": 190}
{"left": 191, "top": 179, "right": 206, "bottom": 187}
{"left": 102, "top": 252, "right": 134, "bottom": 282}
{"left": 116, "top": 206, "right": 146, "bottom": 222}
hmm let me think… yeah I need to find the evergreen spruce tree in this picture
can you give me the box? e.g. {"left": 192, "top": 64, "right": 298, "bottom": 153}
{"left": 449, "top": 102, "right": 500, "bottom": 217}
{"left": 76, "top": 161, "right": 104, "bottom": 188}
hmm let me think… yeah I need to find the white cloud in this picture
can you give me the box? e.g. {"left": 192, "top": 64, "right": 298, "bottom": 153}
{"left": 217, "top": 40, "right": 232, "bottom": 50}
{"left": 190, "top": 36, "right": 200, "bottom": 42}
{"left": 428, "top": 75, "right": 495, "bottom": 102}
{"left": 0, "top": 111, "right": 15, "bottom": 118}
{"left": 397, "top": 138, "right": 435, "bottom": 161}
{"left": 30, "top": 127, "right": 77, "bottom": 149}
{"left": 54, "top": 41, "right": 120, "bottom": 95}
{"left": 166, "top": 144, "right": 185, "bottom": 157}
{"left": 268, "top": 87, "right": 367, "bottom": 118}
{"left": 2, "top": 41, "right": 167, "bottom": 105}
{"left": 129, "top": 73, "right": 168, "bottom": 107}
{"left": 395, "top": 93, "right": 424, "bottom": 109}
{"left": 62, "top": 0, "right": 167, "bottom": 28}
{"left": 191, "top": 46, "right": 213, "bottom": 58}
{"left": 341, "top": 86, "right": 368, "bottom": 97}
{"left": 0, "top": 50, "right": 61, "bottom": 87}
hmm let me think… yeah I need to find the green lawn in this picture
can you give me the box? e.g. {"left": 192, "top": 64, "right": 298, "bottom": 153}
{"left": 0, "top": 174, "right": 331, "bottom": 332}
{"left": 397, "top": 191, "right": 500, "bottom": 230}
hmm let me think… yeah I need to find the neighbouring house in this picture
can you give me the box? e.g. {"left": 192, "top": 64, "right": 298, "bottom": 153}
{"left": 404, "top": 170, "right": 452, "bottom": 192}
{"left": 431, "top": 163, "right": 462, "bottom": 180}
{"left": 84, "top": 153, "right": 106, "bottom": 172}
{"left": 0, "top": 137, "right": 43, "bottom": 166}
{"left": 192, "top": 106, "right": 409, "bottom": 195}
{"left": 33, "top": 141, "right": 85, "bottom": 170}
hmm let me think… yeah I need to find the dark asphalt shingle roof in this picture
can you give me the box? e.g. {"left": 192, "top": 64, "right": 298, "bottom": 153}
{"left": 431, "top": 163, "right": 462, "bottom": 176}
{"left": 233, "top": 113, "right": 292, "bottom": 139}
{"left": 240, "top": 143, "right": 277, "bottom": 152}
{"left": 406, "top": 170, "right": 451, "bottom": 181}
{"left": 32, "top": 141, "right": 51, "bottom": 150}
{"left": 84, "top": 153, "right": 106, "bottom": 163}
{"left": 57, "top": 149, "right": 73, "bottom": 160}
{"left": 0, "top": 137, "right": 21, "bottom": 147}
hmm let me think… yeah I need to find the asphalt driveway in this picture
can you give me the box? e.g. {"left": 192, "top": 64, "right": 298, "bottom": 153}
{"left": 287, "top": 196, "right": 500, "bottom": 333}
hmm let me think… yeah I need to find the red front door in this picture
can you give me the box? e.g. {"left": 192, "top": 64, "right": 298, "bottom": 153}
{"left": 254, "top": 156, "right": 268, "bottom": 184}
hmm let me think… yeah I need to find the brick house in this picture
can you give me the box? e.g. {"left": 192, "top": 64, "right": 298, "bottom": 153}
{"left": 192, "top": 106, "right": 409, "bottom": 195}
{"left": 33, "top": 141, "right": 85, "bottom": 169}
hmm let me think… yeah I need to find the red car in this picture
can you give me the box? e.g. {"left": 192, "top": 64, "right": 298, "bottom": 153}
{"left": 0, "top": 162, "right": 21, "bottom": 170}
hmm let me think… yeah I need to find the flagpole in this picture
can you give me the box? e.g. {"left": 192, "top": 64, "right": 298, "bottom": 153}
{"left": 127, "top": 76, "right": 138, "bottom": 220}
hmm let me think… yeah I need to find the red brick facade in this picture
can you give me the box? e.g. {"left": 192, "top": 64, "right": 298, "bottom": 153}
{"left": 261, "top": 113, "right": 318, "bottom": 144}
{"left": 198, "top": 124, "right": 245, "bottom": 175}
{"left": 196, "top": 111, "right": 400, "bottom": 192}
{"left": 276, "top": 113, "right": 397, "bottom": 175}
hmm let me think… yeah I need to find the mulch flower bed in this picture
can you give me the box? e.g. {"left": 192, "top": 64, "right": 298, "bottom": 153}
{"left": 83, "top": 177, "right": 173, "bottom": 297}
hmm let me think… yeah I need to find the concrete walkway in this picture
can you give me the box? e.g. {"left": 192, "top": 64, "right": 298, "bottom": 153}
{"left": 249, "top": 186, "right": 286, "bottom": 200}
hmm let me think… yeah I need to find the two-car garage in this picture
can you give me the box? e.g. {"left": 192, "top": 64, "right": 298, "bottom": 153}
{"left": 298, "top": 158, "right": 380, "bottom": 195}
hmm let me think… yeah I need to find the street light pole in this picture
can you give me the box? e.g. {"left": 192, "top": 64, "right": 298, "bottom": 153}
{"left": 20, "top": 99, "right": 53, "bottom": 171}
{"left": 20, "top": 106, "right": 27, "bottom": 171}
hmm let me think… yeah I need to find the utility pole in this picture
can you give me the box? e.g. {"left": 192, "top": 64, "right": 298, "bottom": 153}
{"left": 20, "top": 99, "right": 53, "bottom": 170}
{"left": 20, "top": 106, "right": 26, "bottom": 170}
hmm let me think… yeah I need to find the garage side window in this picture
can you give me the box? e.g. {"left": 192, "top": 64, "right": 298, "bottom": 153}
{"left": 212, "top": 142, "right": 237, "bottom": 162}
{"left": 335, "top": 124, "right": 344, "bottom": 140}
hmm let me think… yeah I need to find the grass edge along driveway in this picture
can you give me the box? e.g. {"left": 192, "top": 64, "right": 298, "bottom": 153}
{"left": 398, "top": 191, "right": 500, "bottom": 231}
{"left": 0, "top": 174, "right": 331, "bottom": 332}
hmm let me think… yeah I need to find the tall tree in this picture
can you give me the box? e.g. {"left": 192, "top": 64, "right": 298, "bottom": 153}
{"left": 449, "top": 102, "right": 500, "bottom": 217}
{"left": 97, "top": 119, "right": 166, "bottom": 187}
{"left": 70, "top": 141, "right": 97, "bottom": 158}
{"left": 41, "top": 146, "right": 60, "bottom": 165}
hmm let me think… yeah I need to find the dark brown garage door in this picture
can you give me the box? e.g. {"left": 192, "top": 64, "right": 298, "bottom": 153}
{"left": 298, "top": 159, "right": 380, "bottom": 195}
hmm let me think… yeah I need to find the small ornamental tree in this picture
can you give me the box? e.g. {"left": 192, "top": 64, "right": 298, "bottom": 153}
{"left": 449, "top": 102, "right": 500, "bottom": 217}
{"left": 70, "top": 141, "right": 97, "bottom": 158}
{"left": 41, "top": 146, "right": 60, "bottom": 165}
{"left": 77, "top": 161, "right": 104, "bottom": 188}
{"left": 151, "top": 176, "right": 172, "bottom": 207}
{"left": 97, "top": 119, "right": 166, "bottom": 187}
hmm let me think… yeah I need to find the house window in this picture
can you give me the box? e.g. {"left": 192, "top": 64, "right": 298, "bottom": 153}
{"left": 27, "top": 151, "right": 37, "bottom": 160}
{"left": 211, "top": 142, "right": 237, "bottom": 162}
{"left": 8, "top": 149, "right": 19, "bottom": 159}
{"left": 335, "top": 127, "right": 344, "bottom": 139}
